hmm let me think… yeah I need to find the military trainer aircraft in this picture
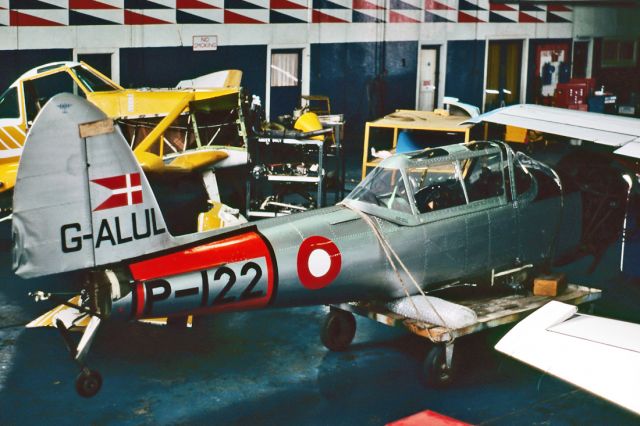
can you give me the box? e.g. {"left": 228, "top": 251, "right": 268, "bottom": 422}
{"left": 12, "top": 93, "right": 582, "bottom": 397}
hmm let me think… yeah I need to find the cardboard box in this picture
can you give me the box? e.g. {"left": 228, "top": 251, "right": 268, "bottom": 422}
{"left": 533, "top": 273, "right": 567, "bottom": 297}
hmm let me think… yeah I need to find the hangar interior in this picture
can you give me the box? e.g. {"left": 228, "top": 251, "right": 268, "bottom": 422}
{"left": 1, "top": 0, "right": 640, "bottom": 424}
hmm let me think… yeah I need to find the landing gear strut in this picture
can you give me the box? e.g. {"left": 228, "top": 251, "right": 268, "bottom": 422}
{"left": 30, "top": 290, "right": 106, "bottom": 397}
{"left": 32, "top": 270, "right": 114, "bottom": 397}
{"left": 56, "top": 314, "right": 104, "bottom": 397}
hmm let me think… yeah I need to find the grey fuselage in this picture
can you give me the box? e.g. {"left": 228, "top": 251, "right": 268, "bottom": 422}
{"left": 111, "top": 142, "right": 581, "bottom": 320}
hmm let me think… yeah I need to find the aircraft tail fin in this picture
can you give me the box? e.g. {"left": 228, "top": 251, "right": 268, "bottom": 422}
{"left": 13, "top": 93, "right": 175, "bottom": 278}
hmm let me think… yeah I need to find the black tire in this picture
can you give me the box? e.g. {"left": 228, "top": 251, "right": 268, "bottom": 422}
{"left": 422, "top": 345, "right": 455, "bottom": 388}
{"left": 321, "top": 310, "right": 356, "bottom": 352}
{"left": 75, "top": 369, "right": 102, "bottom": 398}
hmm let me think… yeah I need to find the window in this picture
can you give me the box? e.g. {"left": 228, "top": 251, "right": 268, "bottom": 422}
{"left": 23, "top": 81, "right": 39, "bottom": 123}
{"left": 72, "top": 65, "right": 118, "bottom": 92}
{"left": 270, "top": 53, "right": 299, "bottom": 87}
{"left": 0, "top": 87, "right": 19, "bottom": 119}
{"left": 461, "top": 153, "right": 505, "bottom": 202}
{"left": 409, "top": 162, "right": 466, "bottom": 213}
{"left": 31, "top": 71, "right": 78, "bottom": 100}
{"left": 348, "top": 167, "right": 412, "bottom": 213}
{"left": 514, "top": 162, "right": 533, "bottom": 196}
{"left": 602, "top": 39, "right": 637, "bottom": 68}
{"left": 21, "top": 72, "right": 80, "bottom": 125}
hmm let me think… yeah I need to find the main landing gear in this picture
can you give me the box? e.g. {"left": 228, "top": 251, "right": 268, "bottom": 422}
{"left": 320, "top": 308, "right": 356, "bottom": 352}
{"left": 320, "top": 306, "right": 458, "bottom": 387}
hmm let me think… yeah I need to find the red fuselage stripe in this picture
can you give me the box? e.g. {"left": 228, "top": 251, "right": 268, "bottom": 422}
{"left": 129, "top": 232, "right": 267, "bottom": 281}
{"left": 128, "top": 231, "right": 277, "bottom": 317}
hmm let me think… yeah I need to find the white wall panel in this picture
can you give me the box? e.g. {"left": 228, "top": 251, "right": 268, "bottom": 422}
{"left": 0, "top": 22, "right": 582, "bottom": 52}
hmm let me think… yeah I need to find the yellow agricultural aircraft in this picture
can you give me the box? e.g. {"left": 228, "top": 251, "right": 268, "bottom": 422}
{"left": 0, "top": 61, "right": 249, "bottom": 227}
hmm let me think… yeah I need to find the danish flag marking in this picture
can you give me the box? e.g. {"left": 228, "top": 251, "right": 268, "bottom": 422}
{"left": 92, "top": 173, "right": 143, "bottom": 211}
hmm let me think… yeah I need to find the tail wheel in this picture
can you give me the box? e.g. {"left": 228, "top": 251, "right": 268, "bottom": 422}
{"left": 75, "top": 369, "right": 102, "bottom": 398}
{"left": 321, "top": 309, "right": 356, "bottom": 352}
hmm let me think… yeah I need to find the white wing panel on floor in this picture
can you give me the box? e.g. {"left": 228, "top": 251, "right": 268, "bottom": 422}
{"left": 496, "top": 301, "right": 640, "bottom": 415}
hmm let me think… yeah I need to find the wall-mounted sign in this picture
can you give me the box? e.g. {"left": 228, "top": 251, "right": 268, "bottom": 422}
{"left": 193, "top": 35, "right": 218, "bottom": 51}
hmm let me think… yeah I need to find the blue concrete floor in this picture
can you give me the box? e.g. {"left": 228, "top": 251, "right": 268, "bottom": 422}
{"left": 1, "top": 154, "right": 640, "bottom": 424}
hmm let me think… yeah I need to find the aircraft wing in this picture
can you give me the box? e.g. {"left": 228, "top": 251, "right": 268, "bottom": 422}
{"left": 163, "top": 146, "right": 248, "bottom": 172}
{"left": 465, "top": 104, "right": 640, "bottom": 158}
{"left": 495, "top": 301, "right": 640, "bottom": 415}
{"left": 176, "top": 69, "right": 242, "bottom": 89}
{"left": 164, "top": 150, "right": 229, "bottom": 172}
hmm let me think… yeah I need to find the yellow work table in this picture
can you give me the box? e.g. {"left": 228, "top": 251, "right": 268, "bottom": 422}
{"left": 361, "top": 109, "right": 474, "bottom": 180}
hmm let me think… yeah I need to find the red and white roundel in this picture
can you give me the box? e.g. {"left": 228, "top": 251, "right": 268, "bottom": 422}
{"left": 297, "top": 236, "right": 342, "bottom": 290}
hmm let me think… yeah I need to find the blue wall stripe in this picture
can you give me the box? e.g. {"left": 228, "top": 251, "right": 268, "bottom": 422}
{"left": 311, "top": 41, "right": 418, "bottom": 156}
{"left": 0, "top": 49, "right": 73, "bottom": 91}
{"left": 445, "top": 40, "right": 485, "bottom": 108}
{"left": 119, "top": 45, "right": 267, "bottom": 101}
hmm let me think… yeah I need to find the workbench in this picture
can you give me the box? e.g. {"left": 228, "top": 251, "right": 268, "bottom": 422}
{"left": 361, "top": 110, "right": 474, "bottom": 180}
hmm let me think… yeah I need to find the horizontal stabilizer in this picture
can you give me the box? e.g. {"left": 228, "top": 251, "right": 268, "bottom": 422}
{"left": 27, "top": 296, "right": 193, "bottom": 330}
{"left": 26, "top": 296, "right": 90, "bottom": 330}
{"left": 496, "top": 301, "right": 640, "bottom": 415}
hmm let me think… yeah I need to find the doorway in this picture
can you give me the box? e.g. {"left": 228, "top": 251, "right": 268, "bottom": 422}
{"left": 572, "top": 40, "right": 590, "bottom": 79}
{"left": 484, "top": 40, "right": 523, "bottom": 111}
{"left": 417, "top": 46, "right": 440, "bottom": 111}
{"left": 269, "top": 48, "right": 303, "bottom": 120}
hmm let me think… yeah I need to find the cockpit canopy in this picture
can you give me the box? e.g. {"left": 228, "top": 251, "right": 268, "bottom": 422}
{"left": 344, "top": 141, "right": 539, "bottom": 226}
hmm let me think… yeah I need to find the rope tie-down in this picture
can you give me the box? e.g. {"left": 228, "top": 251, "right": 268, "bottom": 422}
{"left": 343, "top": 205, "right": 478, "bottom": 343}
